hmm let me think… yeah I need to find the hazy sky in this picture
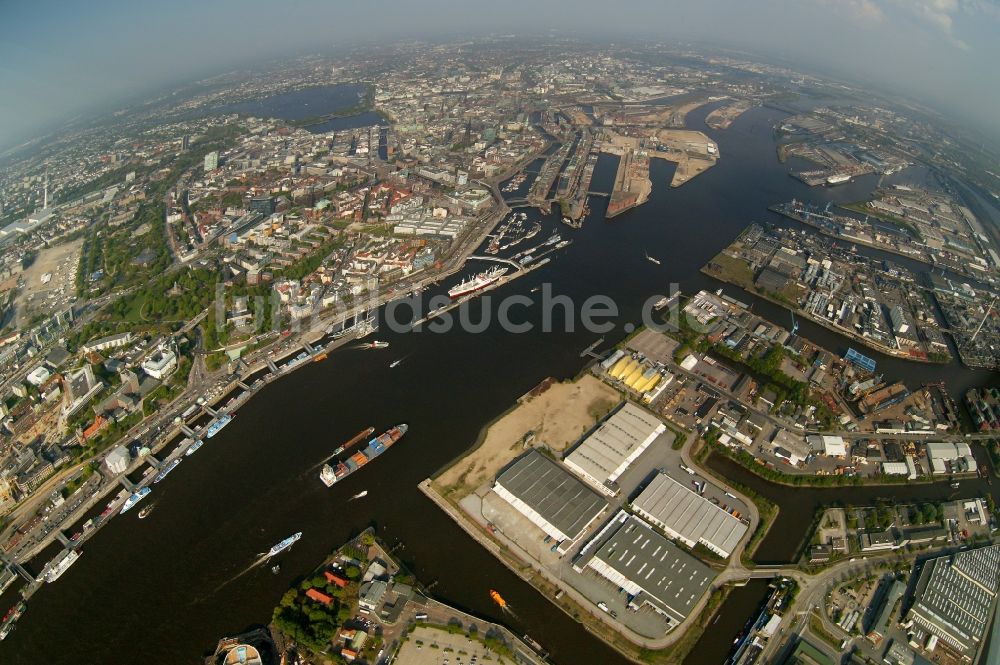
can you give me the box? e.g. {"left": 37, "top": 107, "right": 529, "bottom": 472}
{"left": 2, "top": 0, "right": 999, "bottom": 147}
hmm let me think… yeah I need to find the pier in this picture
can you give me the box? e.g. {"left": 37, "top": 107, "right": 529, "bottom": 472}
{"left": 0, "top": 553, "right": 36, "bottom": 584}
{"left": 579, "top": 337, "right": 606, "bottom": 359}
{"left": 410, "top": 258, "right": 547, "bottom": 328}
{"left": 466, "top": 255, "right": 524, "bottom": 271}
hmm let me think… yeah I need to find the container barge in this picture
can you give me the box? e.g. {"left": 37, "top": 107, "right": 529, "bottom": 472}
{"left": 320, "top": 425, "right": 409, "bottom": 486}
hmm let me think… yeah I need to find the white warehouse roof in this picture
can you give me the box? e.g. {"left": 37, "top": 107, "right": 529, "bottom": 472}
{"left": 631, "top": 472, "right": 748, "bottom": 558}
{"left": 563, "top": 403, "right": 666, "bottom": 495}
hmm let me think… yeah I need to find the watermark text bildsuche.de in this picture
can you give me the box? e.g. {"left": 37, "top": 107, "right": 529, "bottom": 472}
{"left": 214, "top": 281, "right": 710, "bottom": 336}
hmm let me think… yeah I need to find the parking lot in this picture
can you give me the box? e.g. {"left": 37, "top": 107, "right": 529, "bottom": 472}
{"left": 393, "top": 625, "right": 497, "bottom": 665}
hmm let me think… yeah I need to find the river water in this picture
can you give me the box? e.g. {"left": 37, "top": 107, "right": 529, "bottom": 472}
{"left": 2, "top": 101, "right": 996, "bottom": 664}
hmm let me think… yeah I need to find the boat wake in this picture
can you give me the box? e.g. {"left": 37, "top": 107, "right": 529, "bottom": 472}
{"left": 305, "top": 454, "right": 336, "bottom": 475}
{"left": 210, "top": 554, "right": 270, "bottom": 593}
{"left": 499, "top": 604, "right": 519, "bottom": 620}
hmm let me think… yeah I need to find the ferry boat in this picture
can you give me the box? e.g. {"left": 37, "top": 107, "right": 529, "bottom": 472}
{"left": 43, "top": 549, "right": 81, "bottom": 583}
{"left": 205, "top": 414, "right": 232, "bottom": 438}
{"left": 153, "top": 458, "right": 181, "bottom": 484}
{"left": 185, "top": 439, "right": 204, "bottom": 456}
{"left": 448, "top": 267, "right": 508, "bottom": 299}
{"left": 525, "top": 222, "right": 542, "bottom": 239}
{"left": 320, "top": 424, "right": 409, "bottom": 487}
{"left": 555, "top": 240, "right": 570, "bottom": 249}
{"left": 0, "top": 602, "right": 25, "bottom": 641}
{"left": 267, "top": 532, "right": 302, "bottom": 557}
{"left": 120, "top": 487, "right": 151, "bottom": 515}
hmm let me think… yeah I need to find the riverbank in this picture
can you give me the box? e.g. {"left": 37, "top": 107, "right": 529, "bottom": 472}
{"left": 698, "top": 263, "right": 947, "bottom": 366}
{"left": 435, "top": 375, "right": 618, "bottom": 499}
{"left": 422, "top": 366, "right": 768, "bottom": 663}
{"left": 420, "top": 478, "right": 725, "bottom": 665}
{"left": 266, "top": 526, "right": 550, "bottom": 664}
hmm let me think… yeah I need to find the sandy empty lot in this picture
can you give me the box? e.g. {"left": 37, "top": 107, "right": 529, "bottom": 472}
{"left": 436, "top": 375, "right": 619, "bottom": 498}
{"left": 16, "top": 237, "right": 82, "bottom": 327}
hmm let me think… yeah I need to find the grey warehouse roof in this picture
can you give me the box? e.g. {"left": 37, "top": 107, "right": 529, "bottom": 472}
{"left": 907, "top": 544, "right": 1000, "bottom": 656}
{"left": 495, "top": 449, "right": 608, "bottom": 540}
{"left": 582, "top": 512, "right": 714, "bottom": 621}
{"left": 631, "top": 472, "right": 747, "bottom": 557}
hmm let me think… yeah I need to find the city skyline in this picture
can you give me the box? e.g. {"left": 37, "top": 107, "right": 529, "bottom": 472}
{"left": 3, "top": 0, "right": 1000, "bottom": 149}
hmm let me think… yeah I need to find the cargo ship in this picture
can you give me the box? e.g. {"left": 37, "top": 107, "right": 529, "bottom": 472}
{"left": 205, "top": 414, "right": 233, "bottom": 438}
{"left": 185, "top": 439, "right": 204, "bottom": 456}
{"left": 43, "top": 549, "right": 81, "bottom": 583}
{"left": 120, "top": 487, "right": 151, "bottom": 514}
{"left": 319, "top": 424, "right": 409, "bottom": 486}
{"left": 448, "top": 267, "right": 507, "bottom": 298}
{"left": 267, "top": 532, "right": 302, "bottom": 557}
{"left": 153, "top": 458, "right": 181, "bottom": 483}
